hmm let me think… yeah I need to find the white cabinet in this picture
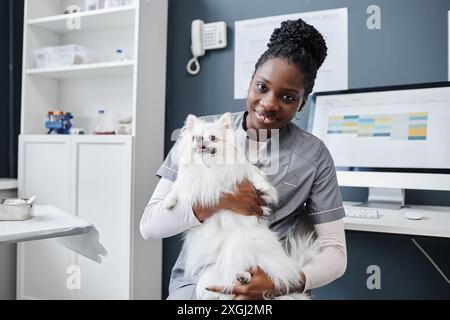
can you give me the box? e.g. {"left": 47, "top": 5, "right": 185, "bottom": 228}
{"left": 18, "top": 0, "right": 167, "bottom": 300}
{"left": 18, "top": 135, "right": 136, "bottom": 300}
{"left": 18, "top": 136, "right": 72, "bottom": 212}
{"left": 17, "top": 135, "right": 73, "bottom": 300}
{"left": 70, "top": 136, "right": 132, "bottom": 300}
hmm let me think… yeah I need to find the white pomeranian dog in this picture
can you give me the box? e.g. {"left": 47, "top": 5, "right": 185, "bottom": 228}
{"left": 164, "top": 113, "right": 319, "bottom": 300}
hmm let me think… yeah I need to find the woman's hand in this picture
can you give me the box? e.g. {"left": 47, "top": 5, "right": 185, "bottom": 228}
{"left": 193, "top": 180, "right": 266, "bottom": 222}
{"left": 206, "top": 267, "right": 278, "bottom": 300}
{"left": 207, "top": 268, "right": 307, "bottom": 300}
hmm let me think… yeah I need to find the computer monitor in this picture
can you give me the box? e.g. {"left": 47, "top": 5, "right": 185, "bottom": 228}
{"left": 308, "top": 82, "right": 450, "bottom": 209}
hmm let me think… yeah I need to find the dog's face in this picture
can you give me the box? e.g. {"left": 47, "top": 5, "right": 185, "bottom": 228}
{"left": 181, "top": 113, "right": 235, "bottom": 165}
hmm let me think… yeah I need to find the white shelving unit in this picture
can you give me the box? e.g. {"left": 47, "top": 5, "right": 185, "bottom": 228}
{"left": 27, "top": 5, "right": 136, "bottom": 33}
{"left": 26, "top": 60, "right": 134, "bottom": 79}
{"left": 18, "top": 0, "right": 167, "bottom": 300}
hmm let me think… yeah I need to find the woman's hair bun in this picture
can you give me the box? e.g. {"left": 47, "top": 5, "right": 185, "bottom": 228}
{"left": 268, "top": 19, "right": 327, "bottom": 69}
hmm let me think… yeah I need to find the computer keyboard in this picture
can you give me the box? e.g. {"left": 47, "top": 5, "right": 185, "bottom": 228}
{"left": 344, "top": 206, "right": 380, "bottom": 219}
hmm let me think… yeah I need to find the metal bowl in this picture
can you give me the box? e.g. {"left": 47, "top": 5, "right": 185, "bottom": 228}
{"left": 0, "top": 199, "right": 34, "bottom": 221}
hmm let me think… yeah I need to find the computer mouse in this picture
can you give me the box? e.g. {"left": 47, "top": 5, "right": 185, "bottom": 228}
{"left": 404, "top": 210, "right": 424, "bottom": 220}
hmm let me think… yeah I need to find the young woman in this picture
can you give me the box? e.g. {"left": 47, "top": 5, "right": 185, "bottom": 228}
{"left": 141, "top": 18, "right": 347, "bottom": 300}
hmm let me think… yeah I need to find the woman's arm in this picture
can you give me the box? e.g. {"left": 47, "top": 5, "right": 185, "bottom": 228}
{"left": 140, "top": 178, "right": 266, "bottom": 239}
{"left": 140, "top": 177, "right": 202, "bottom": 239}
{"left": 299, "top": 219, "right": 347, "bottom": 292}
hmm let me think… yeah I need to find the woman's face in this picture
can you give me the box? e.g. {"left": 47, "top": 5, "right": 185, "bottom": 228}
{"left": 246, "top": 58, "right": 306, "bottom": 132}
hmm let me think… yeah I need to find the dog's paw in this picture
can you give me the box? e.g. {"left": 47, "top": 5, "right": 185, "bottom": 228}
{"left": 250, "top": 172, "right": 278, "bottom": 205}
{"left": 235, "top": 271, "right": 252, "bottom": 285}
{"left": 163, "top": 197, "right": 177, "bottom": 209}
{"left": 258, "top": 186, "right": 278, "bottom": 206}
{"left": 261, "top": 206, "right": 272, "bottom": 217}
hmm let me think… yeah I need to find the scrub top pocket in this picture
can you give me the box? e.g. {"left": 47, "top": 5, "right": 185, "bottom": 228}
{"left": 279, "top": 153, "right": 316, "bottom": 214}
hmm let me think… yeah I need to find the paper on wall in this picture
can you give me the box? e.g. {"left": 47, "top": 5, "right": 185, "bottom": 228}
{"left": 234, "top": 8, "right": 348, "bottom": 99}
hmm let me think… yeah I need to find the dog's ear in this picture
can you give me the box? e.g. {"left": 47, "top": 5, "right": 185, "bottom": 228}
{"left": 218, "top": 113, "right": 232, "bottom": 130}
{"left": 184, "top": 114, "right": 198, "bottom": 131}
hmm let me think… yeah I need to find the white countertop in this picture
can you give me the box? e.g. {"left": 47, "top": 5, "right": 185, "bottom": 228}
{"left": 343, "top": 202, "right": 450, "bottom": 238}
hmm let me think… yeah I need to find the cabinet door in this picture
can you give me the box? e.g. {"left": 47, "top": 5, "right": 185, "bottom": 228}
{"left": 70, "top": 136, "right": 132, "bottom": 300}
{"left": 17, "top": 135, "right": 75, "bottom": 300}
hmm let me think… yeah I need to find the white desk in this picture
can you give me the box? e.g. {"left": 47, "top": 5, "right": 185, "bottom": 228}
{"left": 343, "top": 202, "right": 450, "bottom": 238}
{"left": 0, "top": 205, "right": 106, "bottom": 263}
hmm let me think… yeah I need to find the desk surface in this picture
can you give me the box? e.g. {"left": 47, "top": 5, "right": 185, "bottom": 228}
{"left": 0, "top": 205, "right": 106, "bottom": 263}
{"left": 0, "top": 205, "right": 91, "bottom": 244}
{"left": 343, "top": 202, "right": 450, "bottom": 238}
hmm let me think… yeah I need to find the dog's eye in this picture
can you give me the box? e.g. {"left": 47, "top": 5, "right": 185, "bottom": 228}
{"left": 210, "top": 135, "right": 217, "bottom": 142}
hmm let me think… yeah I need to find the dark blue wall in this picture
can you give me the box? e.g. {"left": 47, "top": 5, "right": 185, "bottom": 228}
{"left": 163, "top": 0, "right": 450, "bottom": 299}
{"left": 0, "top": 0, "right": 23, "bottom": 300}
{"left": 0, "top": 0, "right": 23, "bottom": 178}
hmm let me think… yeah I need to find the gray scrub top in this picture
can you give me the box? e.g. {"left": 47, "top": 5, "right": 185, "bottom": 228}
{"left": 156, "top": 111, "right": 345, "bottom": 298}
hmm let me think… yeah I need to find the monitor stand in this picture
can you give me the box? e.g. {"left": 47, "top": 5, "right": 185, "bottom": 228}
{"left": 357, "top": 187, "right": 405, "bottom": 210}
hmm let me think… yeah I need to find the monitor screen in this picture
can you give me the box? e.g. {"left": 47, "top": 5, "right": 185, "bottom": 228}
{"left": 310, "top": 82, "right": 450, "bottom": 175}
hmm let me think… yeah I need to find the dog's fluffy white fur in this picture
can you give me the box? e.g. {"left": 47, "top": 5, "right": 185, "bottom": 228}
{"left": 164, "top": 113, "right": 319, "bottom": 300}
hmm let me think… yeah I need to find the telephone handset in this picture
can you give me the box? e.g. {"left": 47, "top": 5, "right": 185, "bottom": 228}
{"left": 187, "top": 19, "right": 227, "bottom": 76}
{"left": 191, "top": 20, "right": 205, "bottom": 58}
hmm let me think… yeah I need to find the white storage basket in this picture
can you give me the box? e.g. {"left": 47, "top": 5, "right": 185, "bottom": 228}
{"left": 32, "top": 44, "right": 103, "bottom": 69}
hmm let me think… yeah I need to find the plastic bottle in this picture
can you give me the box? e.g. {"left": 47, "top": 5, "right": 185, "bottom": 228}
{"left": 104, "top": 0, "right": 123, "bottom": 8}
{"left": 94, "top": 110, "right": 115, "bottom": 134}
{"left": 115, "top": 48, "right": 127, "bottom": 61}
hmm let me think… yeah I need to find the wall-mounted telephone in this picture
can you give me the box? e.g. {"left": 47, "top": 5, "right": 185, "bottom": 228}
{"left": 187, "top": 19, "right": 228, "bottom": 76}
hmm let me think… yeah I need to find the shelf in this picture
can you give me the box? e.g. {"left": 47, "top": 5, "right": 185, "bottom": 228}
{"left": 26, "top": 60, "right": 134, "bottom": 79}
{"left": 27, "top": 5, "right": 136, "bottom": 34}
{"left": 21, "top": 134, "right": 133, "bottom": 142}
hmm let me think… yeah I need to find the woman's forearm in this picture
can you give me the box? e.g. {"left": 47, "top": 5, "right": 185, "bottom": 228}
{"left": 140, "top": 178, "right": 202, "bottom": 239}
{"left": 300, "top": 219, "right": 347, "bottom": 292}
